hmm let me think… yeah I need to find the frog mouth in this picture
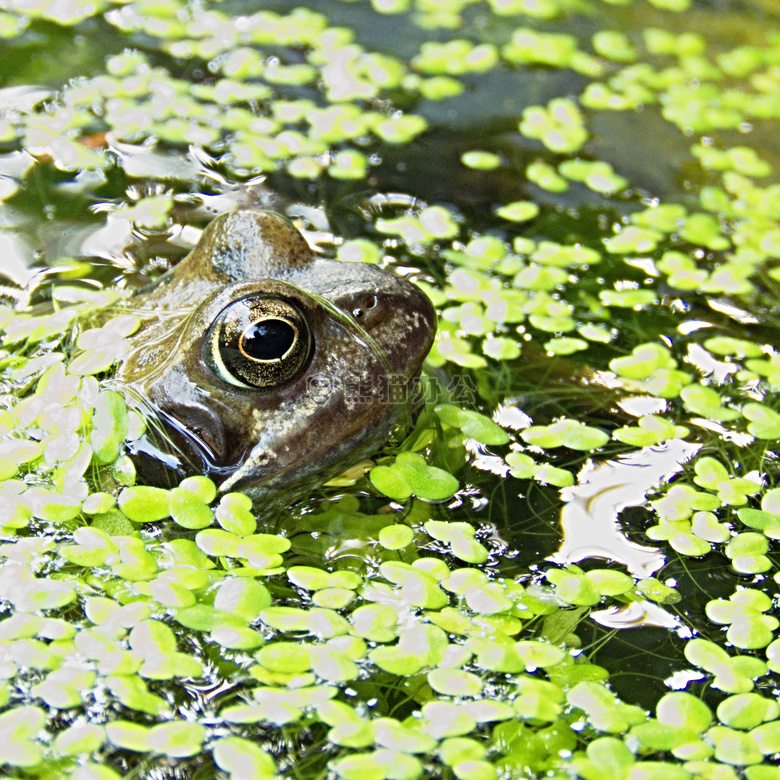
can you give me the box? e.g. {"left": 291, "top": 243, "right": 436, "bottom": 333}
{"left": 215, "top": 392, "right": 407, "bottom": 498}
{"left": 117, "top": 382, "right": 238, "bottom": 485}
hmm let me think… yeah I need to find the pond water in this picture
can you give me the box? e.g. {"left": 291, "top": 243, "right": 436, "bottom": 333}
{"left": 2, "top": 0, "right": 780, "bottom": 778}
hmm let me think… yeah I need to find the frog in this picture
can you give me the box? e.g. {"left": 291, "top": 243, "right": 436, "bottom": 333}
{"left": 115, "top": 209, "right": 437, "bottom": 506}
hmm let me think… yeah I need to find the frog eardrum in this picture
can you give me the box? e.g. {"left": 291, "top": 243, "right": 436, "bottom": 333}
{"left": 116, "top": 210, "right": 437, "bottom": 505}
{"left": 206, "top": 295, "right": 311, "bottom": 390}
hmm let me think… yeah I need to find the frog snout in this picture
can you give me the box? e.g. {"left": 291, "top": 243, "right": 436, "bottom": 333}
{"left": 337, "top": 284, "right": 436, "bottom": 343}
{"left": 348, "top": 292, "right": 380, "bottom": 325}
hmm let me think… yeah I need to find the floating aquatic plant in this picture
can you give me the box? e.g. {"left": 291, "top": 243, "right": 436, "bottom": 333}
{"left": 2, "top": 0, "right": 780, "bottom": 777}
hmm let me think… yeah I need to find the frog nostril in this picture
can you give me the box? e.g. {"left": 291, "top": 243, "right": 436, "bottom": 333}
{"left": 353, "top": 295, "right": 378, "bottom": 320}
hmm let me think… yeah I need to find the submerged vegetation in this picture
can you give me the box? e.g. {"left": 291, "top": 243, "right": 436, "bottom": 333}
{"left": 2, "top": 0, "right": 780, "bottom": 777}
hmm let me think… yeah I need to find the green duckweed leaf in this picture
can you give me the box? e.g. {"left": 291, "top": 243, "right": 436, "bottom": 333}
{"left": 371, "top": 452, "right": 459, "bottom": 502}
{"left": 428, "top": 337, "right": 487, "bottom": 369}
{"left": 717, "top": 693, "right": 779, "bottom": 730}
{"left": 679, "top": 213, "right": 730, "bottom": 250}
{"left": 514, "top": 640, "right": 566, "bottom": 668}
{"left": 435, "top": 404, "right": 509, "bottom": 445}
{"left": 439, "top": 737, "right": 486, "bottom": 766}
{"left": 174, "top": 475, "right": 216, "bottom": 503}
{"left": 327, "top": 718, "right": 376, "bottom": 749}
{"left": 195, "top": 529, "right": 240, "bottom": 558}
{"left": 526, "top": 159, "right": 568, "bottom": 192}
{"left": 212, "top": 736, "right": 276, "bottom": 779}
{"left": 288, "top": 566, "right": 363, "bottom": 591}
{"left": 167, "top": 486, "right": 214, "bottom": 530}
{"left": 369, "top": 623, "right": 449, "bottom": 676}
{"left": 148, "top": 579, "right": 196, "bottom": 608}
{"left": 374, "top": 113, "right": 428, "bottom": 144}
{"left": 379, "top": 561, "right": 449, "bottom": 609}
{"left": 214, "top": 578, "right": 272, "bottom": 621}
{"left": 259, "top": 606, "right": 350, "bottom": 638}
{"left": 211, "top": 626, "right": 265, "bottom": 650}
{"left": 90, "top": 390, "right": 128, "bottom": 464}
{"left": 738, "top": 507, "right": 780, "bottom": 538}
{"left": 147, "top": 720, "right": 205, "bottom": 758}
{"left": 118, "top": 486, "right": 171, "bottom": 523}
{"left": 256, "top": 642, "right": 312, "bottom": 674}
{"left": 0, "top": 439, "right": 41, "bottom": 479}
{"left": 104, "top": 720, "right": 151, "bottom": 752}
{"left": 328, "top": 149, "right": 369, "bottom": 179}
{"left": 612, "top": 415, "right": 689, "bottom": 447}
{"left": 567, "top": 682, "right": 646, "bottom": 733}
{"left": 546, "top": 568, "right": 601, "bottom": 606}
{"left": 215, "top": 492, "right": 256, "bottom": 536}
{"left": 421, "top": 701, "right": 478, "bottom": 739}
{"left": 604, "top": 226, "right": 662, "bottom": 254}
{"left": 0, "top": 705, "right": 45, "bottom": 767}
{"left": 657, "top": 692, "right": 712, "bottom": 732}
{"left": 332, "top": 749, "right": 423, "bottom": 780}
{"left": 545, "top": 336, "right": 588, "bottom": 355}
{"left": 350, "top": 604, "right": 399, "bottom": 643}
{"left": 706, "top": 726, "right": 763, "bottom": 766}
{"left": 495, "top": 201, "right": 540, "bottom": 222}
{"left": 412, "top": 39, "right": 498, "bottom": 74}
{"left": 502, "top": 27, "right": 580, "bottom": 67}
{"left": 559, "top": 159, "right": 628, "bottom": 194}
{"left": 451, "top": 760, "right": 497, "bottom": 780}
{"left": 681, "top": 385, "right": 741, "bottom": 421}
{"left": 378, "top": 524, "right": 415, "bottom": 549}
{"left": 610, "top": 343, "right": 677, "bottom": 380}
{"left": 428, "top": 668, "right": 484, "bottom": 696}
{"left": 685, "top": 638, "right": 768, "bottom": 693}
{"left": 338, "top": 239, "right": 382, "bottom": 264}
{"left": 424, "top": 520, "right": 489, "bottom": 564}
{"left": 461, "top": 151, "right": 502, "bottom": 170}
{"left": 173, "top": 605, "right": 248, "bottom": 632}
{"left": 691, "top": 511, "right": 730, "bottom": 543}
{"left": 750, "top": 721, "right": 780, "bottom": 756}
{"left": 373, "top": 718, "right": 438, "bottom": 754}
{"left": 585, "top": 736, "right": 635, "bottom": 775}
{"left": 419, "top": 75, "right": 463, "bottom": 99}
{"left": 743, "top": 403, "right": 780, "bottom": 439}
{"left": 519, "top": 98, "right": 587, "bottom": 154}
{"left": 52, "top": 723, "right": 105, "bottom": 757}
{"left": 600, "top": 288, "right": 657, "bottom": 308}
{"left": 703, "top": 337, "right": 764, "bottom": 359}
{"left": 524, "top": 461, "right": 574, "bottom": 487}
{"left": 593, "top": 30, "right": 636, "bottom": 61}
{"left": 521, "top": 419, "right": 609, "bottom": 450}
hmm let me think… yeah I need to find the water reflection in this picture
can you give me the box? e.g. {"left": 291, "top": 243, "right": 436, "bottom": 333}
{"left": 551, "top": 438, "right": 701, "bottom": 577}
{"left": 591, "top": 600, "right": 680, "bottom": 630}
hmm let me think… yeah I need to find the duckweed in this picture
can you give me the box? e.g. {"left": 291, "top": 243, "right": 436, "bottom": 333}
{"left": 495, "top": 200, "right": 540, "bottom": 222}
{"left": 519, "top": 98, "right": 588, "bottom": 154}
{"left": 370, "top": 451, "right": 459, "bottom": 501}
{"left": 4, "top": 0, "right": 780, "bottom": 777}
{"left": 521, "top": 419, "right": 609, "bottom": 450}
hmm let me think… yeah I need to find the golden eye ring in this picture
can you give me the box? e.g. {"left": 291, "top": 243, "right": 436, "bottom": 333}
{"left": 206, "top": 296, "right": 311, "bottom": 389}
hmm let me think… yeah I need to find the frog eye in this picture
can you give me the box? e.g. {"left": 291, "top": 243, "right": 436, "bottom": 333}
{"left": 206, "top": 296, "right": 311, "bottom": 389}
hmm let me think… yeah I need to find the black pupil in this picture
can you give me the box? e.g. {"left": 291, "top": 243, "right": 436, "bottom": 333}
{"left": 241, "top": 319, "right": 295, "bottom": 361}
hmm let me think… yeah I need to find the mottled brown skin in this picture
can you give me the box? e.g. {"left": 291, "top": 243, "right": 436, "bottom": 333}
{"left": 116, "top": 210, "right": 437, "bottom": 504}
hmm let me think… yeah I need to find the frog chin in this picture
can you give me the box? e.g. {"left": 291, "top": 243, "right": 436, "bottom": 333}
{"left": 124, "top": 396, "right": 237, "bottom": 489}
{"left": 215, "top": 399, "right": 405, "bottom": 501}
